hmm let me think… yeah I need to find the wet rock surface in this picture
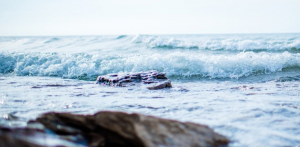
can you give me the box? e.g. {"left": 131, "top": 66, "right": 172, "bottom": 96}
{"left": 95, "top": 71, "right": 172, "bottom": 90}
{"left": 93, "top": 111, "right": 230, "bottom": 147}
{"left": 0, "top": 127, "right": 45, "bottom": 147}
{"left": 0, "top": 111, "right": 230, "bottom": 147}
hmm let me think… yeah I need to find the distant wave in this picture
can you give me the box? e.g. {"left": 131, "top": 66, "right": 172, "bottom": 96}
{"left": 132, "top": 34, "right": 300, "bottom": 51}
{"left": 0, "top": 36, "right": 130, "bottom": 53}
{"left": 1, "top": 34, "right": 300, "bottom": 53}
{"left": 44, "top": 37, "right": 60, "bottom": 44}
{"left": 116, "top": 35, "right": 128, "bottom": 39}
{"left": 1, "top": 51, "right": 299, "bottom": 80}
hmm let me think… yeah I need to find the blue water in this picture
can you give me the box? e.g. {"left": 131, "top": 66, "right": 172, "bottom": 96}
{"left": 1, "top": 34, "right": 300, "bottom": 80}
{"left": 1, "top": 34, "right": 300, "bottom": 146}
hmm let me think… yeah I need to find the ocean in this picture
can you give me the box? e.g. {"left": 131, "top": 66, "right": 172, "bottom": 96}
{"left": 1, "top": 34, "right": 300, "bottom": 146}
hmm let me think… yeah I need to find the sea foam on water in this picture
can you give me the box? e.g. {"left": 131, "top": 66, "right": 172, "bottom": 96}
{"left": 1, "top": 34, "right": 300, "bottom": 146}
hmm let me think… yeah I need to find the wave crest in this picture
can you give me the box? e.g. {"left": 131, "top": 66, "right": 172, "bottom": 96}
{"left": 1, "top": 51, "right": 299, "bottom": 80}
{"left": 132, "top": 34, "right": 300, "bottom": 51}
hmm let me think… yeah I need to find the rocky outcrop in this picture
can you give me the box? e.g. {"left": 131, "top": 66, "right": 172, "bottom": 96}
{"left": 93, "top": 111, "right": 230, "bottom": 147}
{"left": 0, "top": 111, "right": 230, "bottom": 147}
{"left": 95, "top": 71, "right": 172, "bottom": 90}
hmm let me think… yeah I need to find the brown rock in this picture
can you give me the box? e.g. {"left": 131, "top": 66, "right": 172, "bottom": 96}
{"left": 36, "top": 112, "right": 95, "bottom": 133}
{"left": 0, "top": 127, "right": 83, "bottom": 147}
{"left": 36, "top": 111, "right": 229, "bottom": 147}
{"left": 36, "top": 112, "right": 105, "bottom": 147}
{"left": 0, "top": 135, "right": 44, "bottom": 147}
{"left": 94, "top": 111, "right": 230, "bottom": 147}
{"left": 0, "top": 127, "right": 45, "bottom": 147}
{"left": 95, "top": 70, "right": 172, "bottom": 89}
{"left": 4, "top": 111, "right": 229, "bottom": 147}
{"left": 147, "top": 80, "right": 172, "bottom": 90}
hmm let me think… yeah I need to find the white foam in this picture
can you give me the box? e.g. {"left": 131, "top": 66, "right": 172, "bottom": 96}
{"left": 99, "top": 51, "right": 300, "bottom": 78}
{"left": 1, "top": 34, "right": 300, "bottom": 80}
{"left": 132, "top": 34, "right": 300, "bottom": 50}
{"left": 1, "top": 51, "right": 299, "bottom": 79}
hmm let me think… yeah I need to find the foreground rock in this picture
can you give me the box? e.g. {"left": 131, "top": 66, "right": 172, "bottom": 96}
{"left": 93, "top": 111, "right": 230, "bottom": 147}
{"left": 0, "top": 127, "right": 45, "bottom": 147}
{"left": 0, "top": 127, "right": 90, "bottom": 147}
{"left": 0, "top": 111, "right": 230, "bottom": 147}
{"left": 95, "top": 70, "right": 172, "bottom": 90}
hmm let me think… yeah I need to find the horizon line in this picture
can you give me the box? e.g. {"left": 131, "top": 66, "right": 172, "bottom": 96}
{"left": 1, "top": 32, "right": 300, "bottom": 37}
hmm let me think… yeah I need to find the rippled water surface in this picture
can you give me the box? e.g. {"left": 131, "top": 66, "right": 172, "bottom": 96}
{"left": 1, "top": 34, "right": 300, "bottom": 146}
{"left": 1, "top": 75, "right": 300, "bottom": 146}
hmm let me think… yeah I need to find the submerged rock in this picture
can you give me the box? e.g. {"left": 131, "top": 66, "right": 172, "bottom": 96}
{"left": 0, "top": 111, "right": 230, "bottom": 147}
{"left": 95, "top": 70, "right": 172, "bottom": 90}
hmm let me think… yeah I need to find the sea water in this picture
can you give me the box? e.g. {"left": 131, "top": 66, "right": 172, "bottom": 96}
{"left": 0, "top": 34, "right": 300, "bottom": 146}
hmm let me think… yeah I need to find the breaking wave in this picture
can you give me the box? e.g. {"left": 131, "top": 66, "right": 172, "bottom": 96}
{"left": 1, "top": 51, "right": 299, "bottom": 80}
{"left": 132, "top": 34, "right": 300, "bottom": 51}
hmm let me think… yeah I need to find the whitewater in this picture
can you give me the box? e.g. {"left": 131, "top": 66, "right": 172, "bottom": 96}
{"left": 1, "top": 34, "right": 300, "bottom": 146}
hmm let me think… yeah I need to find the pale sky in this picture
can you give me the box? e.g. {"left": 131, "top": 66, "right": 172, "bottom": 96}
{"left": 0, "top": 0, "right": 300, "bottom": 36}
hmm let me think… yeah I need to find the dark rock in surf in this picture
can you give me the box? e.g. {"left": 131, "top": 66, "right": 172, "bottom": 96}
{"left": 146, "top": 80, "right": 172, "bottom": 90}
{"left": 93, "top": 111, "right": 230, "bottom": 147}
{"left": 95, "top": 70, "right": 172, "bottom": 90}
{"left": 0, "top": 127, "right": 46, "bottom": 147}
{"left": 35, "top": 111, "right": 229, "bottom": 147}
{"left": 0, "top": 126, "right": 90, "bottom": 147}
{"left": 0, "top": 111, "right": 230, "bottom": 147}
